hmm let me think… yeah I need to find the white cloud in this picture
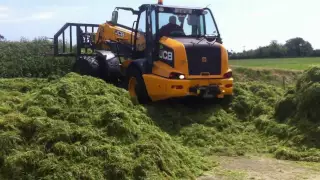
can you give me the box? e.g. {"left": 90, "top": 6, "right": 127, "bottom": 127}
{"left": 0, "top": 17, "right": 28, "bottom": 23}
{"left": 0, "top": 5, "right": 88, "bottom": 23}
{"left": 31, "top": 11, "right": 54, "bottom": 20}
{"left": 0, "top": 14, "right": 8, "bottom": 19}
{"left": 0, "top": 5, "right": 9, "bottom": 12}
{"left": 0, "top": 5, "right": 10, "bottom": 20}
{"left": 0, "top": 15, "right": 53, "bottom": 23}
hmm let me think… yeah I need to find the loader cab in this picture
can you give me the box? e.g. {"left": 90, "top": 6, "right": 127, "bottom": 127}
{"left": 132, "top": 5, "right": 157, "bottom": 73}
{"left": 111, "top": 4, "right": 223, "bottom": 74}
{"left": 131, "top": 4, "right": 222, "bottom": 71}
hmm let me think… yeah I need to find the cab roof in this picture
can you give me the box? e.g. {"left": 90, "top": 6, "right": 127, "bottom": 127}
{"left": 139, "top": 4, "right": 205, "bottom": 11}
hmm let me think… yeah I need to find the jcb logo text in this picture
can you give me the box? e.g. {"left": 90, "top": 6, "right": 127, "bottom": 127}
{"left": 159, "top": 50, "right": 173, "bottom": 61}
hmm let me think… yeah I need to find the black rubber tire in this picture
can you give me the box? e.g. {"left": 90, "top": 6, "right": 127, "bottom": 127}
{"left": 220, "top": 95, "right": 233, "bottom": 107}
{"left": 126, "top": 67, "right": 151, "bottom": 104}
{"left": 72, "top": 56, "right": 99, "bottom": 77}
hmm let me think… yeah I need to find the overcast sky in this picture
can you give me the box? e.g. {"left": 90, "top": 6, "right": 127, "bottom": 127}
{"left": 0, "top": 0, "right": 319, "bottom": 52}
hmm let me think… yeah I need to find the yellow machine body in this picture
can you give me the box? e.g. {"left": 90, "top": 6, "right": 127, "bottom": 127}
{"left": 93, "top": 21, "right": 233, "bottom": 102}
{"left": 95, "top": 23, "right": 146, "bottom": 52}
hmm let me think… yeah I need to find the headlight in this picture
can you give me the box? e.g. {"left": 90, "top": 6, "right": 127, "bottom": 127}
{"left": 179, "top": 75, "right": 185, "bottom": 79}
{"left": 169, "top": 72, "right": 185, "bottom": 79}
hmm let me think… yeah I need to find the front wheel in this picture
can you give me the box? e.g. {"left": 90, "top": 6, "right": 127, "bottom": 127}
{"left": 126, "top": 67, "right": 151, "bottom": 104}
{"left": 220, "top": 95, "right": 233, "bottom": 107}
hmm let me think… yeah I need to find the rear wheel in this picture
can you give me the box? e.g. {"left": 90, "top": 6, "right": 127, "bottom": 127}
{"left": 127, "top": 67, "right": 151, "bottom": 104}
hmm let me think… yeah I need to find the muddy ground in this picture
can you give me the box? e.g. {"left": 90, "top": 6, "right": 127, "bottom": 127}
{"left": 198, "top": 155, "right": 320, "bottom": 180}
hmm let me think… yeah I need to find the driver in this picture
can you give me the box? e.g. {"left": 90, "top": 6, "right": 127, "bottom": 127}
{"left": 159, "top": 16, "right": 184, "bottom": 37}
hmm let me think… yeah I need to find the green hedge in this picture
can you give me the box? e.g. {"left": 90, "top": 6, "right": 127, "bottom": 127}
{"left": 0, "top": 37, "right": 74, "bottom": 78}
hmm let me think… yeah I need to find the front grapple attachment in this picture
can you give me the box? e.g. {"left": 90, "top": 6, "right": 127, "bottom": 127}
{"left": 52, "top": 23, "right": 99, "bottom": 58}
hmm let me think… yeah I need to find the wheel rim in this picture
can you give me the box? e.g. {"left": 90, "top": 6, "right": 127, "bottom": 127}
{"left": 128, "top": 77, "right": 137, "bottom": 98}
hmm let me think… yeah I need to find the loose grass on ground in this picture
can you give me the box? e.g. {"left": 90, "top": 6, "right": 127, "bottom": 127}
{"left": 0, "top": 74, "right": 211, "bottom": 180}
{"left": 230, "top": 57, "right": 320, "bottom": 70}
{"left": 0, "top": 66, "right": 319, "bottom": 179}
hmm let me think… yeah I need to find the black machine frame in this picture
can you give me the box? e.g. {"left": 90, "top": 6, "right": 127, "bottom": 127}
{"left": 53, "top": 23, "right": 99, "bottom": 58}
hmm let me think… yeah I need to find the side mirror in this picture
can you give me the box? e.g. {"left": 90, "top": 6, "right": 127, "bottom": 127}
{"left": 111, "top": 11, "right": 118, "bottom": 24}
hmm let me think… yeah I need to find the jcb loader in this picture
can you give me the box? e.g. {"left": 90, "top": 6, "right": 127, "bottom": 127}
{"left": 52, "top": 0, "right": 234, "bottom": 104}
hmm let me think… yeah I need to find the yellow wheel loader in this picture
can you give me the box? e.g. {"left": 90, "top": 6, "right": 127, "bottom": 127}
{"left": 52, "top": 0, "right": 234, "bottom": 104}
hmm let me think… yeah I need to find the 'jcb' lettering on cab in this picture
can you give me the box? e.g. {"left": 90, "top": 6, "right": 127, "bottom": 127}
{"left": 159, "top": 50, "right": 173, "bottom": 61}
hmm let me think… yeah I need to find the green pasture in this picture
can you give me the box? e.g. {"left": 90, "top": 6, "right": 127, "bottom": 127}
{"left": 230, "top": 57, "right": 320, "bottom": 70}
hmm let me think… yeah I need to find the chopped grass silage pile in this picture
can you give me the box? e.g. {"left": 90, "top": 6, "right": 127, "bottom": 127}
{"left": 1, "top": 66, "right": 320, "bottom": 179}
{"left": 272, "top": 66, "right": 320, "bottom": 161}
{"left": 0, "top": 73, "right": 210, "bottom": 180}
{"left": 146, "top": 81, "right": 284, "bottom": 157}
{"left": 233, "top": 66, "right": 301, "bottom": 86}
{"left": 146, "top": 66, "right": 320, "bottom": 162}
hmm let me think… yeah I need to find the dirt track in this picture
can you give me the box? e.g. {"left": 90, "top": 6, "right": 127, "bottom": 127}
{"left": 198, "top": 155, "right": 320, "bottom": 180}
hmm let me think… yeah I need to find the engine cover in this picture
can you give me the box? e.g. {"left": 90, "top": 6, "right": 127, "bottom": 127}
{"left": 173, "top": 37, "right": 222, "bottom": 76}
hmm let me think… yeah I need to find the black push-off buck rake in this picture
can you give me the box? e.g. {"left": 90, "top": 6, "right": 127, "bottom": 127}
{"left": 52, "top": 23, "right": 99, "bottom": 58}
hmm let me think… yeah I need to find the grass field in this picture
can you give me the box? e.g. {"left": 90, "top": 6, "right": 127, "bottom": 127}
{"left": 230, "top": 57, "right": 320, "bottom": 70}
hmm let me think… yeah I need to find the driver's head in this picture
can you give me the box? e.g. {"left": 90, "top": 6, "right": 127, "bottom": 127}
{"left": 169, "top": 16, "right": 176, "bottom": 24}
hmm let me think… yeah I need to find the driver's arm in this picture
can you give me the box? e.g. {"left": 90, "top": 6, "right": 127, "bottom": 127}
{"left": 175, "top": 24, "right": 186, "bottom": 35}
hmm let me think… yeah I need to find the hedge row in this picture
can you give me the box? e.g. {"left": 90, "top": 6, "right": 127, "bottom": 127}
{"left": 0, "top": 38, "right": 74, "bottom": 78}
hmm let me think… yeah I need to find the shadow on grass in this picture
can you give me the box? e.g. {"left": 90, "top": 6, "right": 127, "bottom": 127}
{"left": 144, "top": 96, "right": 231, "bottom": 136}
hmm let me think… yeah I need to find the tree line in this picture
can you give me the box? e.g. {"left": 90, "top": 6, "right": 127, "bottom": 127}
{"left": 228, "top": 37, "right": 320, "bottom": 59}
{"left": 1, "top": 33, "right": 319, "bottom": 66}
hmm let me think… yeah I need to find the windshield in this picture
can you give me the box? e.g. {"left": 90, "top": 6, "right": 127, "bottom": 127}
{"left": 158, "top": 9, "right": 218, "bottom": 37}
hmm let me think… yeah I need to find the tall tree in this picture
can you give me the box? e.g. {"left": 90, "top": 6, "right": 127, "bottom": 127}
{"left": 285, "top": 37, "right": 313, "bottom": 57}
{"left": 0, "top": 34, "right": 4, "bottom": 41}
{"left": 312, "top": 49, "right": 320, "bottom": 57}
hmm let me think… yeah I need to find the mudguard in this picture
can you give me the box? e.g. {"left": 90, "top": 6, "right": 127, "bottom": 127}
{"left": 95, "top": 50, "right": 116, "bottom": 60}
{"left": 95, "top": 50, "right": 122, "bottom": 81}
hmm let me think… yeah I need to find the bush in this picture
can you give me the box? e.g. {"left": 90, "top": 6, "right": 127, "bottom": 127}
{"left": 0, "top": 38, "right": 74, "bottom": 78}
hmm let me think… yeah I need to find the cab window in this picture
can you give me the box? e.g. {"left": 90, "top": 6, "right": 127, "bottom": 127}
{"left": 136, "top": 11, "right": 146, "bottom": 52}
